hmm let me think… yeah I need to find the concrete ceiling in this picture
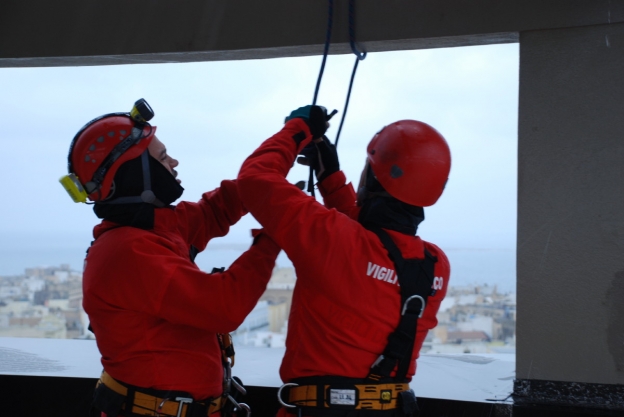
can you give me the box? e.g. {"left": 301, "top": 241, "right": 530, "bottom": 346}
{"left": 1, "top": 0, "right": 622, "bottom": 67}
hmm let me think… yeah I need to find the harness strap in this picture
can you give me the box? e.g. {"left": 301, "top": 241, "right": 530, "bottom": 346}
{"left": 95, "top": 371, "right": 224, "bottom": 417}
{"left": 218, "top": 333, "right": 235, "bottom": 368}
{"left": 366, "top": 227, "right": 437, "bottom": 381}
{"left": 284, "top": 381, "right": 410, "bottom": 410}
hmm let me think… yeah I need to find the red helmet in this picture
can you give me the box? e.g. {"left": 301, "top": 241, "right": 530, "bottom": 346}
{"left": 366, "top": 120, "right": 451, "bottom": 207}
{"left": 68, "top": 115, "right": 156, "bottom": 201}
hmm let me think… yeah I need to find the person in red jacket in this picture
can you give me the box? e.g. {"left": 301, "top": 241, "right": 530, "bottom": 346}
{"left": 60, "top": 99, "right": 280, "bottom": 417}
{"left": 237, "top": 105, "right": 451, "bottom": 417}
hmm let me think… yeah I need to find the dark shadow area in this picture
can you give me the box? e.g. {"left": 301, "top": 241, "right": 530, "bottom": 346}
{"left": 1, "top": 374, "right": 618, "bottom": 417}
{"left": 0, "top": 374, "right": 512, "bottom": 417}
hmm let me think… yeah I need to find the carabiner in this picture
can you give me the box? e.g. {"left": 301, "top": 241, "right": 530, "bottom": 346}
{"left": 402, "top": 295, "right": 426, "bottom": 317}
{"left": 232, "top": 376, "right": 247, "bottom": 396}
{"left": 223, "top": 361, "right": 233, "bottom": 395}
{"left": 227, "top": 393, "right": 251, "bottom": 417}
{"left": 277, "top": 382, "right": 299, "bottom": 408}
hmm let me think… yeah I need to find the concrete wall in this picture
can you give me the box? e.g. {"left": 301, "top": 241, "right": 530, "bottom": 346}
{"left": 517, "top": 22, "right": 624, "bottom": 385}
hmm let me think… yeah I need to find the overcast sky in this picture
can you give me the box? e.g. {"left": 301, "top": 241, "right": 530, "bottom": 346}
{"left": 0, "top": 43, "right": 519, "bottom": 276}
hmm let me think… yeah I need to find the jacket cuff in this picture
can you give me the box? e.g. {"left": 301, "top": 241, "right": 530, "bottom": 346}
{"left": 284, "top": 118, "right": 313, "bottom": 153}
{"left": 318, "top": 170, "right": 348, "bottom": 196}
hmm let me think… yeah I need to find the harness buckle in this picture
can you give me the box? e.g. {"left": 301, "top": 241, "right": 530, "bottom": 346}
{"left": 175, "top": 397, "right": 193, "bottom": 417}
{"left": 401, "top": 295, "right": 425, "bottom": 318}
{"left": 156, "top": 397, "right": 193, "bottom": 417}
{"left": 277, "top": 382, "right": 299, "bottom": 408}
{"left": 371, "top": 355, "right": 385, "bottom": 369}
{"left": 370, "top": 354, "right": 396, "bottom": 378}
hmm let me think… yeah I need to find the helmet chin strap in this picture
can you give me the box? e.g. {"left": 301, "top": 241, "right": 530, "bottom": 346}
{"left": 100, "top": 151, "right": 165, "bottom": 208}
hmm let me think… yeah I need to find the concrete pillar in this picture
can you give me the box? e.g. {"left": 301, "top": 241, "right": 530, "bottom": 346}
{"left": 516, "top": 22, "right": 624, "bottom": 408}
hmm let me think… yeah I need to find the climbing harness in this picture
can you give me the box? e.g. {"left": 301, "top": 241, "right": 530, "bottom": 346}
{"left": 218, "top": 333, "right": 251, "bottom": 417}
{"left": 93, "top": 370, "right": 226, "bottom": 417}
{"left": 307, "top": 0, "right": 367, "bottom": 195}
{"left": 276, "top": 227, "right": 437, "bottom": 416}
{"left": 366, "top": 227, "right": 436, "bottom": 382}
{"left": 278, "top": 377, "right": 410, "bottom": 413}
{"left": 92, "top": 333, "right": 250, "bottom": 417}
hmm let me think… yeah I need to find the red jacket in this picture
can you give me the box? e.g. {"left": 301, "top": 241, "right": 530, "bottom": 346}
{"left": 237, "top": 120, "right": 450, "bottom": 383}
{"left": 82, "top": 180, "right": 280, "bottom": 400}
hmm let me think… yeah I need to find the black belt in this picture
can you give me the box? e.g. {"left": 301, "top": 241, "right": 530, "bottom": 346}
{"left": 94, "top": 371, "right": 224, "bottom": 417}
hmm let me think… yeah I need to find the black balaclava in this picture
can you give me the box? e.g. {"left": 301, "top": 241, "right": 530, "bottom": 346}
{"left": 93, "top": 151, "right": 184, "bottom": 230}
{"left": 357, "top": 164, "right": 424, "bottom": 236}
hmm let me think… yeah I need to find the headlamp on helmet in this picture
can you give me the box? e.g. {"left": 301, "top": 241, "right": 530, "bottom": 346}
{"left": 59, "top": 173, "right": 89, "bottom": 203}
{"left": 130, "top": 99, "right": 154, "bottom": 123}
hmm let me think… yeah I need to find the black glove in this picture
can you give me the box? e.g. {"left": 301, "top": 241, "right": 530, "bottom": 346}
{"left": 285, "top": 105, "right": 329, "bottom": 139}
{"left": 297, "top": 136, "right": 340, "bottom": 182}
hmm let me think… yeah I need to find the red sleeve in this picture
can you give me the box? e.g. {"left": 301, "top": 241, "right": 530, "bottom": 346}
{"left": 159, "top": 233, "right": 280, "bottom": 332}
{"left": 174, "top": 179, "right": 247, "bottom": 251}
{"left": 236, "top": 120, "right": 370, "bottom": 292}
{"left": 317, "top": 171, "right": 360, "bottom": 220}
{"left": 237, "top": 120, "right": 329, "bottom": 258}
{"left": 102, "top": 230, "right": 280, "bottom": 333}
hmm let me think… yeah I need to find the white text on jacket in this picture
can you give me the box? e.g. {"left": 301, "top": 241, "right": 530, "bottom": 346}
{"left": 367, "top": 262, "right": 398, "bottom": 284}
{"left": 367, "top": 262, "right": 445, "bottom": 290}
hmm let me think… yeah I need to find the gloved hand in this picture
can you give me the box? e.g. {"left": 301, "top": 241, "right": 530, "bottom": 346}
{"left": 285, "top": 105, "right": 330, "bottom": 139}
{"left": 297, "top": 136, "right": 340, "bottom": 182}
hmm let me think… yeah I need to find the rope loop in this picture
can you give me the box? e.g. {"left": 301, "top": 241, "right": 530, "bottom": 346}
{"left": 308, "top": 0, "right": 366, "bottom": 192}
{"left": 348, "top": 0, "right": 367, "bottom": 60}
{"left": 312, "top": 0, "right": 334, "bottom": 105}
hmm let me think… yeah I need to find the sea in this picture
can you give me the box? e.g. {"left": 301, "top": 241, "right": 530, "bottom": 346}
{"left": 0, "top": 231, "right": 516, "bottom": 293}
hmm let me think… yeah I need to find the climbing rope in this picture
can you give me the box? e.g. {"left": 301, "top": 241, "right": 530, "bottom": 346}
{"left": 348, "top": 0, "right": 367, "bottom": 61}
{"left": 335, "top": 0, "right": 367, "bottom": 147}
{"left": 308, "top": 0, "right": 366, "bottom": 194}
{"left": 308, "top": 0, "right": 335, "bottom": 195}
{"left": 312, "top": 0, "right": 334, "bottom": 106}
